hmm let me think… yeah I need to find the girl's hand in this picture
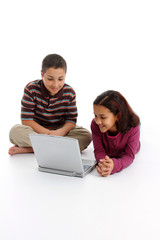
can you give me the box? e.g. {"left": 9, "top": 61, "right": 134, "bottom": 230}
{"left": 96, "top": 156, "right": 114, "bottom": 177}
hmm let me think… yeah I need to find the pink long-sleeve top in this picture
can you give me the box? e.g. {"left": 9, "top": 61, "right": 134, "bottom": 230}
{"left": 91, "top": 119, "right": 141, "bottom": 174}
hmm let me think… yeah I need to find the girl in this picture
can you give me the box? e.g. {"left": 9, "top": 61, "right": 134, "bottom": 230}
{"left": 91, "top": 90, "right": 140, "bottom": 177}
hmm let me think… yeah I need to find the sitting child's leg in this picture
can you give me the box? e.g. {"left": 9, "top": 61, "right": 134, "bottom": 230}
{"left": 8, "top": 124, "right": 36, "bottom": 155}
{"left": 66, "top": 126, "right": 92, "bottom": 151}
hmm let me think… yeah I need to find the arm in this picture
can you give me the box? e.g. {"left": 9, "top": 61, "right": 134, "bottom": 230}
{"left": 64, "top": 90, "right": 78, "bottom": 126}
{"left": 91, "top": 119, "right": 107, "bottom": 161}
{"left": 96, "top": 126, "right": 140, "bottom": 176}
{"left": 22, "top": 120, "right": 50, "bottom": 134}
{"left": 21, "top": 85, "right": 51, "bottom": 134}
{"left": 91, "top": 120, "right": 140, "bottom": 176}
{"left": 49, "top": 122, "right": 76, "bottom": 136}
{"left": 91, "top": 119, "right": 113, "bottom": 177}
{"left": 22, "top": 120, "right": 75, "bottom": 136}
{"left": 111, "top": 126, "right": 140, "bottom": 174}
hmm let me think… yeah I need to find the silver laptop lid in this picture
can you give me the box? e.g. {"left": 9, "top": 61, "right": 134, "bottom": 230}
{"left": 29, "top": 134, "right": 84, "bottom": 173}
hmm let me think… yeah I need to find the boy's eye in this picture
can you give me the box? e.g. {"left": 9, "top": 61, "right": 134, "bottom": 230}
{"left": 59, "top": 78, "right": 64, "bottom": 81}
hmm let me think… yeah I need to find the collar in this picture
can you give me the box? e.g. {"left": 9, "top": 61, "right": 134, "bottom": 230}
{"left": 106, "top": 131, "right": 120, "bottom": 138}
{"left": 40, "top": 80, "right": 64, "bottom": 99}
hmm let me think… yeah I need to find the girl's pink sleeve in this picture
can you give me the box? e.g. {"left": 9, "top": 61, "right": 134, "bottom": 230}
{"left": 91, "top": 119, "right": 106, "bottom": 161}
{"left": 111, "top": 126, "right": 140, "bottom": 174}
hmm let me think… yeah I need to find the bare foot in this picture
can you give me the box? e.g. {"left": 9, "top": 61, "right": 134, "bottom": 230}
{"left": 8, "top": 146, "right": 34, "bottom": 156}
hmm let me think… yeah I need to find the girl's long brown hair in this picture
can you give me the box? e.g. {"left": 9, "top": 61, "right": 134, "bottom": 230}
{"left": 94, "top": 90, "right": 140, "bottom": 133}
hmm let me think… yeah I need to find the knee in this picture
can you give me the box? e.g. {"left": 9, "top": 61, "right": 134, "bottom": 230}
{"left": 78, "top": 129, "right": 92, "bottom": 150}
{"left": 9, "top": 124, "right": 22, "bottom": 142}
{"left": 82, "top": 130, "right": 92, "bottom": 144}
{"left": 67, "top": 127, "right": 92, "bottom": 151}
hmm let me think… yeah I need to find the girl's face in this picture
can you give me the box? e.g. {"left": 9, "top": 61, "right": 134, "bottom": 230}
{"left": 93, "top": 104, "right": 118, "bottom": 133}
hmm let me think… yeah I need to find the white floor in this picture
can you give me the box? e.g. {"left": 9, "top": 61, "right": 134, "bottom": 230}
{"left": 1, "top": 1, "right": 160, "bottom": 239}
{"left": 1, "top": 124, "right": 160, "bottom": 240}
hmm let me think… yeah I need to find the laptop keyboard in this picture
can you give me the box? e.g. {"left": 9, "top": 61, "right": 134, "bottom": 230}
{"left": 83, "top": 165, "right": 91, "bottom": 171}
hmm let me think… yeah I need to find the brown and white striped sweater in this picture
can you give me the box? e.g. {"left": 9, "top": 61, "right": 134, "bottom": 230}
{"left": 21, "top": 80, "right": 78, "bottom": 128}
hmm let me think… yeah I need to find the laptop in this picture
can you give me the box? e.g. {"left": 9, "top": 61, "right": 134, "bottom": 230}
{"left": 29, "top": 134, "right": 96, "bottom": 178}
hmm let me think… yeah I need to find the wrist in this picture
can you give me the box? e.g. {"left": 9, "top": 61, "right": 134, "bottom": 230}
{"left": 45, "top": 129, "right": 51, "bottom": 135}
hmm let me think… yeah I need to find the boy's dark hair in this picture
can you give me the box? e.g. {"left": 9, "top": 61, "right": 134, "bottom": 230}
{"left": 94, "top": 90, "right": 140, "bottom": 133}
{"left": 42, "top": 54, "right": 67, "bottom": 74}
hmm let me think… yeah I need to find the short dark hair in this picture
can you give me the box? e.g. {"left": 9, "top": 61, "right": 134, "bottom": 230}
{"left": 94, "top": 90, "right": 140, "bottom": 133}
{"left": 41, "top": 54, "right": 67, "bottom": 74}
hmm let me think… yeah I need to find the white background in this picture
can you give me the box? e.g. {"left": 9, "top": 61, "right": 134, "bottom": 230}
{"left": 0, "top": 0, "right": 160, "bottom": 240}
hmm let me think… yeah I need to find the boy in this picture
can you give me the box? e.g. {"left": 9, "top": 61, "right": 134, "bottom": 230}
{"left": 8, "top": 54, "right": 92, "bottom": 155}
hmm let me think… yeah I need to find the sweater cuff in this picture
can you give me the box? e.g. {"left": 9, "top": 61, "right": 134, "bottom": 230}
{"left": 111, "top": 158, "right": 120, "bottom": 174}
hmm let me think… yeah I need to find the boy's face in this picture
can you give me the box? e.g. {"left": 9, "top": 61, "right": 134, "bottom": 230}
{"left": 41, "top": 67, "right": 66, "bottom": 95}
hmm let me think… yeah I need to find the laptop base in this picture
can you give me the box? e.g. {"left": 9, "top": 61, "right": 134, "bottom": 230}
{"left": 38, "top": 164, "right": 95, "bottom": 178}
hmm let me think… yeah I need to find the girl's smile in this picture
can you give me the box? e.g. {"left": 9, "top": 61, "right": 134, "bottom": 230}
{"left": 93, "top": 104, "right": 118, "bottom": 133}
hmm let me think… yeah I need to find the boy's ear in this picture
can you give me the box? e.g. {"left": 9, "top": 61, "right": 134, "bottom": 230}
{"left": 41, "top": 71, "right": 44, "bottom": 79}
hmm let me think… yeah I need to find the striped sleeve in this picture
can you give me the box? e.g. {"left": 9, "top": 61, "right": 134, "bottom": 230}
{"left": 21, "top": 84, "right": 35, "bottom": 120}
{"left": 64, "top": 87, "right": 78, "bottom": 125}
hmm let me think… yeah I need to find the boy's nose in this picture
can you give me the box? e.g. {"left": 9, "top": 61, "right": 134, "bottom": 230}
{"left": 51, "top": 80, "right": 58, "bottom": 87}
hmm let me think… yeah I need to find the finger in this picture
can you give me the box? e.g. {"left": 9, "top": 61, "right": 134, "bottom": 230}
{"left": 96, "top": 166, "right": 102, "bottom": 174}
{"left": 105, "top": 159, "right": 112, "bottom": 164}
{"left": 101, "top": 172, "right": 110, "bottom": 177}
{"left": 99, "top": 159, "right": 106, "bottom": 164}
{"left": 99, "top": 164, "right": 112, "bottom": 173}
{"left": 99, "top": 158, "right": 105, "bottom": 162}
{"left": 100, "top": 157, "right": 111, "bottom": 164}
{"left": 99, "top": 160, "right": 110, "bottom": 166}
{"left": 101, "top": 167, "right": 110, "bottom": 172}
{"left": 98, "top": 169, "right": 109, "bottom": 176}
{"left": 98, "top": 162, "right": 110, "bottom": 169}
{"left": 98, "top": 162, "right": 106, "bottom": 168}
{"left": 97, "top": 165, "right": 111, "bottom": 177}
{"left": 102, "top": 167, "right": 112, "bottom": 174}
{"left": 104, "top": 161, "right": 113, "bottom": 167}
{"left": 97, "top": 167, "right": 105, "bottom": 177}
{"left": 105, "top": 155, "right": 110, "bottom": 160}
{"left": 100, "top": 162, "right": 112, "bottom": 169}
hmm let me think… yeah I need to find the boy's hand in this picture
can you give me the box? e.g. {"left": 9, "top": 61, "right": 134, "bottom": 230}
{"left": 48, "top": 123, "right": 76, "bottom": 136}
{"left": 96, "top": 156, "right": 114, "bottom": 177}
{"left": 49, "top": 129, "right": 65, "bottom": 136}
